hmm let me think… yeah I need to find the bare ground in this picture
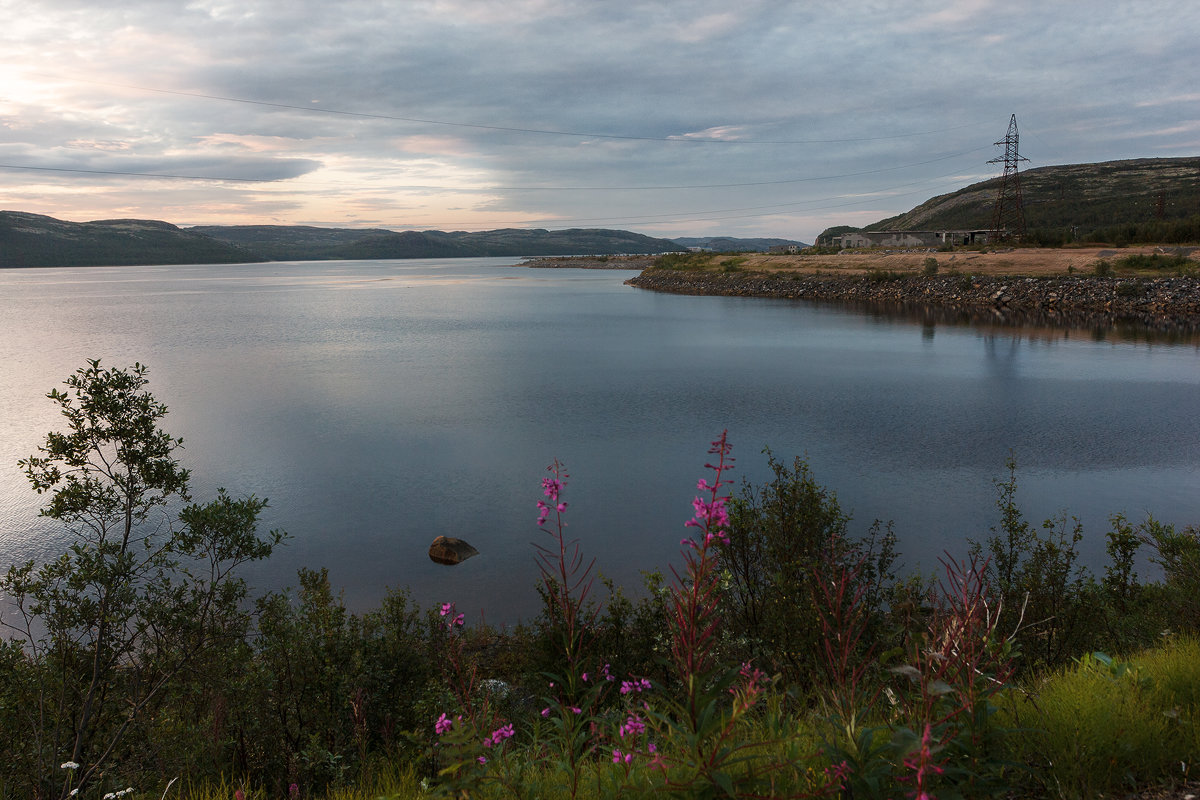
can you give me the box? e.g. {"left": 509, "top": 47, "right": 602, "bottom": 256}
{"left": 726, "top": 246, "right": 1191, "bottom": 277}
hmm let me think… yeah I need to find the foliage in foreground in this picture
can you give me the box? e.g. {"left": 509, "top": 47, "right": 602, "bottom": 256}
{"left": 2, "top": 361, "right": 1198, "bottom": 800}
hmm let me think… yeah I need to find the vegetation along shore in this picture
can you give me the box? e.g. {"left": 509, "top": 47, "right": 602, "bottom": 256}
{"left": 5, "top": 360, "right": 1199, "bottom": 800}
{"left": 622, "top": 246, "right": 1200, "bottom": 331}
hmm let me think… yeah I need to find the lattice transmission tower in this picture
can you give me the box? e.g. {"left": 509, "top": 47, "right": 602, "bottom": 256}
{"left": 988, "top": 114, "right": 1029, "bottom": 242}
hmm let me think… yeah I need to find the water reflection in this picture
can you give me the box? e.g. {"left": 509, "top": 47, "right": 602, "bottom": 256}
{"left": 826, "top": 299, "right": 1200, "bottom": 347}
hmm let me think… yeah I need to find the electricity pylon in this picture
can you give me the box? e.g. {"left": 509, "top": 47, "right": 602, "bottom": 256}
{"left": 988, "top": 114, "right": 1029, "bottom": 242}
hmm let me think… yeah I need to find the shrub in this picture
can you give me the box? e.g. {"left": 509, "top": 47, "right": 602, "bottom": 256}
{"left": 720, "top": 451, "right": 896, "bottom": 690}
{"left": 969, "top": 457, "right": 1095, "bottom": 671}
{"left": 1114, "top": 252, "right": 1191, "bottom": 271}
{"left": 922, "top": 256, "right": 939, "bottom": 276}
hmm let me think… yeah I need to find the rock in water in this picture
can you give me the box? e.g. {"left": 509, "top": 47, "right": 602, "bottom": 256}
{"left": 428, "top": 536, "right": 479, "bottom": 565}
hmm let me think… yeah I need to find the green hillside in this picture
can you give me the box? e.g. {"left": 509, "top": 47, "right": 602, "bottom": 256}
{"left": 0, "top": 212, "right": 263, "bottom": 267}
{"left": 851, "top": 156, "right": 1200, "bottom": 241}
{"left": 190, "top": 224, "right": 682, "bottom": 260}
{"left": 1, "top": 213, "right": 684, "bottom": 267}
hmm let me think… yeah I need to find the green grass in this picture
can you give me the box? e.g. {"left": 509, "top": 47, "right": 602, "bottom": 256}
{"left": 999, "top": 636, "right": 1200, "bottom": 799}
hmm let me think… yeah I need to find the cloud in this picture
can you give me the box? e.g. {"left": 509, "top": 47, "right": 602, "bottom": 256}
{"left": 2, "top": 0, "right": 1199, "bottom": 240}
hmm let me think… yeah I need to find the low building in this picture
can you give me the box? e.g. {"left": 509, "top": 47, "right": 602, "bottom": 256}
{"left": 835, "top": 229, "right": 992, "bottom": 248}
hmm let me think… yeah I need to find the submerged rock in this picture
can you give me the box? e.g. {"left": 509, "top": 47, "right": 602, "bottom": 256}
{"left": 428, "top": 536, "right": 479, "bottom": 565}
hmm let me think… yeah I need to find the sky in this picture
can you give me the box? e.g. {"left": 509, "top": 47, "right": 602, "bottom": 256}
{"left": 2, "top": 0, "right": 1198, "bottom": 243}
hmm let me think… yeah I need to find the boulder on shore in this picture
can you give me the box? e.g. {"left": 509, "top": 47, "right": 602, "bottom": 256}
{"left": 428, "top": 536, "right": 479, "bottom": 565}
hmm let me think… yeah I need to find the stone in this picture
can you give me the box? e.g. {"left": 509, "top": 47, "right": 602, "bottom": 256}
{"left": 428, "top": 536, "right": 480, "bottom": 565}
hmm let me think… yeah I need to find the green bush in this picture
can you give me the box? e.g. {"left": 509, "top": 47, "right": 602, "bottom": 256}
{"left": 720, "top": 452, "right": 896, "bottom": 689}
{"left": 922, "top": 256, "right": 939, "bottom": 276}
{"left": 1114, "top": 252, "right": 1193, "bottom": 273}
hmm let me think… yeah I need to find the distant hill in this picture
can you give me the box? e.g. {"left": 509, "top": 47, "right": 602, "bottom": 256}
{"left": 0, "top": 211, "right": 263, "bottom": 267}
{"left": 191, "top": 225, "right": 682, "bottom": 260}
{"left": 673, "top": 236, "right": 809, "bottom": 251}
{"left": 858, "top": 156, "right": 1200, "bottom": 235}
{"left": 0, "top": 213, "right": 686, "bottom": 267}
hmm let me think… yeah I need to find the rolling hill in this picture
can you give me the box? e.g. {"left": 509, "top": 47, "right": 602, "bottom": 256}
{"left": 1, "top": 213, "right": 684, "bottom": 267}
{"left": 188, "top": 225, "right": 682, "bottom": 261}
{"left": 0, "top": 212, "right": 263, "bottom": 267}
{"left": 858, "top": 156, "right": 1200, "bottom": 235}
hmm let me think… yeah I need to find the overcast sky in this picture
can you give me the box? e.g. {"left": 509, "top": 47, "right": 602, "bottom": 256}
{"left": 2, "top": 0, "right": 1197, "bottom": 242}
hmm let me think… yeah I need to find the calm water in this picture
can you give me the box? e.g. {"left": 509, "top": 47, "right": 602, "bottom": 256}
{"left": 2, "top": 258, "right": 1198, "bottom": 623}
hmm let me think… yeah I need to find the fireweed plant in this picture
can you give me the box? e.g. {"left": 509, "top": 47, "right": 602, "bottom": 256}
{"left": 644, "top": 433, "right": 844, "bottom": 799}
{"left": 532, "top": 459, "right": 608, "bottom": 798}
{"left": 427, "top": 433, "right": 848, "bottom": 799}
{"left": 818, "top": 554, "right": 1021, "bottom": 800}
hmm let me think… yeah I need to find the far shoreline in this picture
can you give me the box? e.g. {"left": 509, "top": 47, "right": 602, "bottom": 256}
{"left": 614, "top": 247, "right": 1200, "bottom": 333}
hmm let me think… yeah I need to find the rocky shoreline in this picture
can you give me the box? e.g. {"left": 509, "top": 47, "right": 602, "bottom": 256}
{"left": 625, "top": 269, "right": 1200, "bottom": 334}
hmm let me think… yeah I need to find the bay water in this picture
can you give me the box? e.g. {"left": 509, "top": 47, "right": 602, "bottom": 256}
{"left": 2, "top": 258, "right": 1197, "bottom": 623}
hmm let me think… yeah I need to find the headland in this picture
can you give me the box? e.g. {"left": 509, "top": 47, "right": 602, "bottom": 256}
{"left": 619, "top": 247, "right": 1200, "bottom": 332}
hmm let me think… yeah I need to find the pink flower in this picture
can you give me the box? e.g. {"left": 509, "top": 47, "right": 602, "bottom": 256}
{"left": 435, "top": 712, "right": 453, "bottom": 735}
{"left": 619, "top": 713, "right": 646, "bottom": 738}
{"left": 540, "top": 707, "right": 550, "bottom": 717}
{"left": 478, "top": 755, "right": 487, "bottom": 765}
{"left": 612, "top": 749, "right": 632, "bottom": 764}
{"left": 439, "top": 602, "right": 453, "bottom": 616}
{"left": 288, "top": 784, "right": 299, "bottom": 799}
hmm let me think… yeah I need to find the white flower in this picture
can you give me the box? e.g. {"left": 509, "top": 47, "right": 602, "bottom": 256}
{"left": 61, "top": 761, "right": 80, "bottom": 770}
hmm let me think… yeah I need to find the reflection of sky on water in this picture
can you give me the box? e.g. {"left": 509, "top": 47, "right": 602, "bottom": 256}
{"left": 2, "top": 259, "right": 1198, "bottom": 623}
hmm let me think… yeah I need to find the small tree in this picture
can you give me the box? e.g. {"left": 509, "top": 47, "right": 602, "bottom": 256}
{"left": 1, "top": 360, "right": 285, "bottom": 798}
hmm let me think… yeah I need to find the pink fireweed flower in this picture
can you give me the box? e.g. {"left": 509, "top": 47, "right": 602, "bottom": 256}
{"left": 440, "top": 602, "right": 453, "bottom": 616}
{"left": 289, "top": 784, "right": 299, "bottom": 799}
{"left": 541, "top": 707, "right": 551, "bottom": 717}
{"left": 569, "top": 706, "right": 582, "bottom": 714}
{"left": 478, "top": 755, "right": 487, "bottom": 765}
{"left": 453, "top": 613, "right": 465, "bottom": 627}
{"left": 435, "top": 712, "right": 453, "bottom": 735}
{"left": 612, "top": 749, "right": 633, "bottom": 764}
{"left": 541, "top": 477, "right": 561, "bottom": 500}
{"left": 619, "top": 677, "right": 652, "bottom": 695}
{"left": 619, "top": 713, "right": 646, "bottom": 738}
